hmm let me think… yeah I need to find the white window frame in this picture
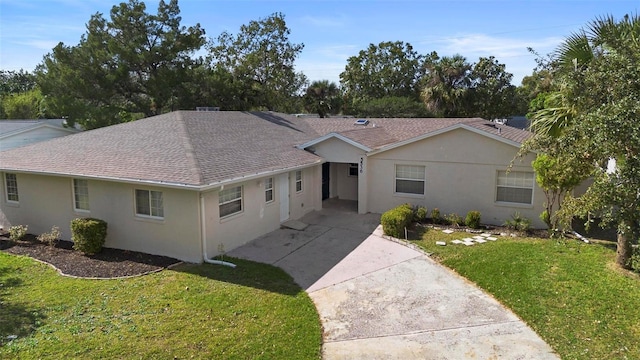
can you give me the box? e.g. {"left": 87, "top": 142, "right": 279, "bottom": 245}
{"left": 265, "top": 177, "right": 274, "bottom": 203}
{"left": 219, "top": 185, "right": 243, "bottom": 218}
{"left": 496, "top": 170, "right": 534, "bottom": 205}
{"left": 295, "top": 170, "right": 303, "bottom": 193}
{"left": 135, "top": 189, "right": 164, "bottom": 219}
{"left": 394, "top": 165, "right": 425, "bottom": 196}
{"left": 73, "top": 179, "right": 90, "bottom": 212}
{"left": 4, "top": 173, "right": 19, "bottom": 203}
{"left": 348, "top": 163, "right": 359, "bottom": 177}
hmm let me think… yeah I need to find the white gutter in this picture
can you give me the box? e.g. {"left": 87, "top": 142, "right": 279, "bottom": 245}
{"left": 199, "top": 159, "right": 323, "bottom": 191}
{"left": 0, "top": 169, "right": 202, "bottom": 190}
{"left": 199, "top": 193, "right": 236, "bottom": 268}
{"left": 1, "top": 158, "right": 324, "bottom": 193}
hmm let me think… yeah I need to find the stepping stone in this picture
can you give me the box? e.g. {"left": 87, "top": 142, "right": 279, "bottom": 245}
{"left": 481, "top": 233, "right": 492, "bottom": 237}
{"left": 463, "top": 242, "right": 475, "bottom": 246}
{"left": 486, "top": 237, "right": 498, "bottom": 241}
{"left": 442, "top": 229, "right": 454, "bottom": 234}
{"left": 436, "top": 241, "right": 446, "bottom": 246}
{"left": 462, "top": 237, "right": 474, "bottom": 242}
{"left": 475, "top": 239, "right": 487, "bottom": 243}
{"left": 473, "top": 236, "right": 485, "bottom": 240}
{"left": 281, "top": 219, "right": 308, "bottom": 231}
{"left": 451, "top": 240, "right": 463, "bottom": 244}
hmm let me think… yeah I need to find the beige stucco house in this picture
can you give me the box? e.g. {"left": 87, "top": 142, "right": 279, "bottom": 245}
{"left": 0, "top": 111, "right": 542, "bottom": 262}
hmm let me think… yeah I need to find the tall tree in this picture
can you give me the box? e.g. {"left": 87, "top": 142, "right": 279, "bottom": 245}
{"left": 549, "top": 14, "right": 640, "bottom": 270}
{"left": 340, "top": 41, "right": 425, "bottom": 103}
{"left": 208, "top": 12, "right": 306, "bottom": 112}
{"left": 2, "top": 89, "right": 46, "bottom": 119}
{"left": 468, "top": 56, "right": 518, "bottom": 119}
{"left": 303, "top": 80, "right": 341, "bottom": 118}
{"left": 0, "top": 70, "right": 37, "bottom": 96}
{"left": 37, "top": 0, "right": 205, "bottom": 129}
{"left": 0, "top": 70, "right": 38, "bottom": 119}
{"left": 421, "top": 53, "right": 472, "bottom": 117}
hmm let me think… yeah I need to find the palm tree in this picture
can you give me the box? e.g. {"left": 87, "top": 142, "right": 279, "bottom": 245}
{"left": 303, "top": 80, "right": 340, "bottom": 118}
{"left": 531, "top": 14, "right": 640, "bottom": 137}
{"left": 544, "top": 14, "right": 640, "bottom": 269}
{"left": 421, "top": 54, "right": 471, "bottom": 117}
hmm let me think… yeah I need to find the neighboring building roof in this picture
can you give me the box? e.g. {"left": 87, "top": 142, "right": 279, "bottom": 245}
{"left": 0, "top": 111, "right": 532, "bottom": 189}
{"left": 0, "top": 119, "right": 77, "bottom": 138}
{"left": 505, "top": 116, "right": 531, "bottom": 131}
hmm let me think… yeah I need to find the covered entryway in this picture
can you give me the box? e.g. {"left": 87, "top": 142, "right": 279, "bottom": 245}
{"left": 297, "top": 132, "right": 371, "bottom": 214}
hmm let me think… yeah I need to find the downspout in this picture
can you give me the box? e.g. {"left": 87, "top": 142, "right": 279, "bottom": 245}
{"left": 200, "top": 193, "right": 236, "bottom": 268}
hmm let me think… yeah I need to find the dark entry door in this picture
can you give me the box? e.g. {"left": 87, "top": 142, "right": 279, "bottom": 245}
{"left": 322, "top": 162, "right": 330, "bottom": 200}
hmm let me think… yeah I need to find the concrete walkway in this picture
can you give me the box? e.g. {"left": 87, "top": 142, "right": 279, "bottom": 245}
{"left": 227, "top": 207, "right": 559, "bottom": 359}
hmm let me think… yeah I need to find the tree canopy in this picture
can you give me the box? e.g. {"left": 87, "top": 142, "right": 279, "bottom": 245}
{"left": 525, "top": 14, "right": 640, "bottom": 270}
{"left": 207, "top": 12, "right": 307, "bottom": 112}
{"left": 37, "top": 0, "right": 205, "bottom": 129}
{"left": 1, "top": 2, "right": 532, "bottom": 124}
{"left": 340, "top": 41, "right": 424, "bottom": 102}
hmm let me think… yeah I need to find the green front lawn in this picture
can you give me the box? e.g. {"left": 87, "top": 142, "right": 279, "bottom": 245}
{"left": 415, "top": 229, "right": 640, "bottom": 359}
{"left": 0, "top": 254, "right": 321, "bottom": 359}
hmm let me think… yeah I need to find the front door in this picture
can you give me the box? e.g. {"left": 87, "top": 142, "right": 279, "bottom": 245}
{"left": 322, "top": 162, "right": 330, "bottom": 200}
{"left": 279, "top": 173, "right": 289, "bottom": 222}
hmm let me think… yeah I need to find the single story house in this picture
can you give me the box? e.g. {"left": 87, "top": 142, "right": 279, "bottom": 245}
{"left": 0, "top": 111, "right": 542, "bottom": 263}
{"left": 0, "top": 119, "right": 80, "bottom": 151}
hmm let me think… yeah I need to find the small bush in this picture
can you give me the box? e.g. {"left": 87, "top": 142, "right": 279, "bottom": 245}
{"left": 445, "top": 213, "right": 464, "bottom": 227}
{"left": 465, "top": 211, "right": 482, "bottom": 229}
{"left": 71, "top": 218, "right": 108, "bottom": 255}
{"left": 37, "top": 226, "right": 61, "bottom": 246}
{"left": 504, "top": 212, "right": 532, "bottom": 233}
{"left": 381, "top": 204, "right": 414, "bottom": 238}
{"left": 631, "top": 246, "right": 640, "bottom": 273}
{"left": 415, "top": 206, "right": 428, "bottom": 222}
{"left": 431, "top": 208, "right": 441, "bottom": 224}
{"left": 9, "top": 225, "right": 28, "bottom": 241}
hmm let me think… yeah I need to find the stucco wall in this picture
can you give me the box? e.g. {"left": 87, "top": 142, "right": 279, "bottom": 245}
{"left": 0, "top": 172, "right": 202, "bottom": 262}
{"left": 204, "top": 166, "right": 321, "bottom": 257}
{"left": 366, "top": 128, "right": 545, "bottom": 228}
{"left": 334, "top": 163, "right": 358, "bottom": 201}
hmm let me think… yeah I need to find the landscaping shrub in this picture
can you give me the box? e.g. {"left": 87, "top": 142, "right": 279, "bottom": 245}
{"left": 415, "top": 206, "right": 428, "bottom": 222}
{"left": 431, "top": 208, "right": 441, "bottom": 224}
{"left": 71, "top": 218, "right": 108, "bottom": 255}
{"left": 465, "top": 211, "right": 482, "bottom": 229}
{"left": 504, "top": 212, "right": 532, "bottom": 233}
{"left": 8, "top": 225, "right": 28, "bottom": 241}
{"left": 37, "top": 225, "right": 61, "bottom": 246}
{"left": 631, "top": 246, "right": 640, "bottom": 273}
{"left": 445, "top": 213, "right": 464, "bottom": 227}
{"left": 381, "top": 204, "right": 414, "bottom": 238}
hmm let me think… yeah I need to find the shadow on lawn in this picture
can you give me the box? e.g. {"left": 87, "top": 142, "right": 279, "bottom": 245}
{"left": 172, "top": 258, "right": 302, "bottom": 296}
{"left": 0, "top": 266, "right": 46, "bottom": 346}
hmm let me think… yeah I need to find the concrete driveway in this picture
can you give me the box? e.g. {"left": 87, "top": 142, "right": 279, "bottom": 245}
{"left": 227, "top": 205, "right": 559, "bottom": 359}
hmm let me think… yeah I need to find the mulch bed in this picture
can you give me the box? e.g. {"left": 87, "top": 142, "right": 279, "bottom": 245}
{"left": 0, "top": 234, "right": 181, "bottom": 279}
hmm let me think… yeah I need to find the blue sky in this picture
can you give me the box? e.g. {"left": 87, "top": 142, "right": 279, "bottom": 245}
{"left": 0, "top": 0, "right": 637, "bottom": 85}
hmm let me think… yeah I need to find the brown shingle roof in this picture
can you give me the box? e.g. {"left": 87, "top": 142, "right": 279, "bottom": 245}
{"left": 0, "top": 111, "right": 531, "bottom": 187}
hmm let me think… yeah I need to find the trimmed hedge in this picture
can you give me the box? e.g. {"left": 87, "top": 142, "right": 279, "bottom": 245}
{"left": 381, "top": 203, "right": 414, "bottom": 238}
{"left": 71, "top": 218, "right": 108, "bottom": 255}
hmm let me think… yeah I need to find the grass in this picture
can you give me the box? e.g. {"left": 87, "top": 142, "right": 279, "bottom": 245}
{"left": 413, "top": 226, "right": 640, "bottom": 360}
{"left": 0, "top": 254, "right": 321, "bottom": 359}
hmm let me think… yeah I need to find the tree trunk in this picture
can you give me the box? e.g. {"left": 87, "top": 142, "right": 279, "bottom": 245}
{"left": 616, "top": 220, "right": 633, "bottom": 270}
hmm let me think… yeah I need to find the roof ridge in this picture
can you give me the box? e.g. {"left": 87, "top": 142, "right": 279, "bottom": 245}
{"left": 176, "top": 112, "right": 205, "bottom": 185}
